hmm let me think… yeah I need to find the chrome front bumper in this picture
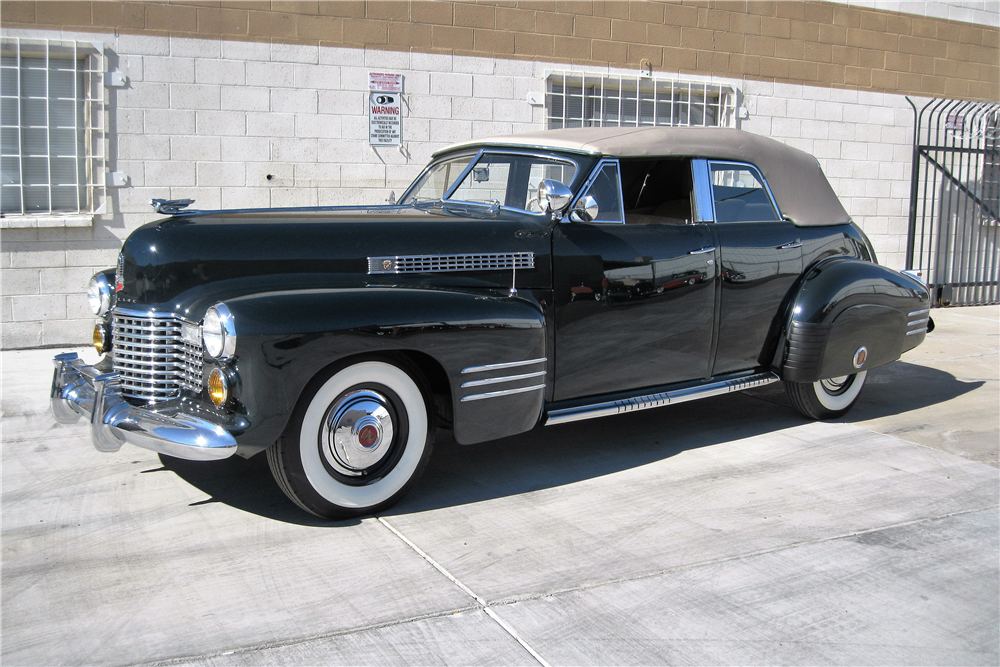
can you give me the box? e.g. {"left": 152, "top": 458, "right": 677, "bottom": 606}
{"left": 50, "top": 352, "right": 237, "bottom": 461}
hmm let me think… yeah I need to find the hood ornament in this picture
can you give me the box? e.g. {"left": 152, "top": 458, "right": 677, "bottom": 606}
{"left": 150, "top": 198, "right": 195, "bottom": 215}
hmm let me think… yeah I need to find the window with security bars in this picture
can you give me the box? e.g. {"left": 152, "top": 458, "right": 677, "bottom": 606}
{"left": 546, "top": 71, "right": 735, "bottom": 129}
{"left": 1, "top": 38, "right": 106, "bottom": 216}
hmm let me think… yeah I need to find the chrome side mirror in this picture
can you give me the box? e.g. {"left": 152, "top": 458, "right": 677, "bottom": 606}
{"left": 538, "top": 180, "right": 573, "bottom": 215}
{"left": 568, "top": 195, "right": 599, "bottom": 223}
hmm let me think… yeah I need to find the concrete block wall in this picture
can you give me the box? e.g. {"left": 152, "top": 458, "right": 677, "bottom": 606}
{"left": 0, "top": 28, "right": 930, "bottom": 348}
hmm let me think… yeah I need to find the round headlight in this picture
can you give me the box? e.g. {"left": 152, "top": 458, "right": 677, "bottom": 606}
{"left": 202, "top": 303, "right": 236, "bottom": 360}
{"left": 87, "top": 273, "right": 112, "bottom": 317}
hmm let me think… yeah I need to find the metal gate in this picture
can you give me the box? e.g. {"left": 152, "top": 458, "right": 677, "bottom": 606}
{"left": 906, "top": 98, "right": 1000, "bottom": 306}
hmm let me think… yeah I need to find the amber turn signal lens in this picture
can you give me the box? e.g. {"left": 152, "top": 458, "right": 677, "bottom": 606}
{"left": 93, "top": 324, "right": 104, "bottom": 354}
{"left": 207, "top": 368, "right": 228, "bottom": 407}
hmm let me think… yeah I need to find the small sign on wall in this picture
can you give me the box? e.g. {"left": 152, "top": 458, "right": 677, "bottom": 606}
{"left": 369, "top": 93, "right": 401, "bottom": 146}
{"left": 369, "top": 72, "right": 402, "bottom": 146}
{"left": 369, "top": 72, "right": 402, "bottom": 93}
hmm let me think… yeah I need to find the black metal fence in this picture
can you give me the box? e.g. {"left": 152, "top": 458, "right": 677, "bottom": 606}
{"left": 906, "top": 98, "right": 1000, "bottom": 307}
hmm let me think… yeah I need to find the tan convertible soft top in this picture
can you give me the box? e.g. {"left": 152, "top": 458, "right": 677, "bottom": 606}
{"left": 438, "top": 127, "right": 852, "bottom": 227}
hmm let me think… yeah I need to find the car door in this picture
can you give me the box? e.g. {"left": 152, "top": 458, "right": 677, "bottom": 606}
{"left": 696, "top": 160, "right": 803, "bottom": 376}
{"left": 552, "top": 159, "right": 719, "bottom": 401}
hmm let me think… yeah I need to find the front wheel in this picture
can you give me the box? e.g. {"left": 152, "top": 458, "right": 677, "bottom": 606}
{"left": 267, "top": 360, "right": 434, "bottom": 519}
{"left": 785, "top": 371, "right": 868, "bottom": 420}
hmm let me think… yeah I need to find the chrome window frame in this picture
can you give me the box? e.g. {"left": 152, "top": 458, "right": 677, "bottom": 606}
{"left": 691, "top": 159, "right": 715, "bottom": 223}
{"left": 569, "top": 158, "right": 626, "bottom": 225}
{"left": 704, "top": 160, "right": 783, "bottom": 223}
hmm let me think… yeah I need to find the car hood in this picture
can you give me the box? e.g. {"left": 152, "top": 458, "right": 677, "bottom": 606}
{"left": 114, "top": 208, "right": 553, "bottom": 317}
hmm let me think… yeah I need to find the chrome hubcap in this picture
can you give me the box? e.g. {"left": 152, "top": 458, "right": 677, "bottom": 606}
{"left": 820, "top": 375, "right": 852, "bottom": 395}
{"left": 321, "top": 390, "right": 395, "bottom": 476}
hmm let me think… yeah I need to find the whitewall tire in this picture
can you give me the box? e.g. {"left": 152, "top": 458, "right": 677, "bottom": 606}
{"left": 267, "top": 360, "right": 433, "bottom": 519}
{"left": 785, "top": 371, "right": 868, "bottom": 420}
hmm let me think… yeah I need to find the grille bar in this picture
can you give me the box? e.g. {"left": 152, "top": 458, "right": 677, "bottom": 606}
{"left": 112, "top": 310, "right": 203, "bottom": 401}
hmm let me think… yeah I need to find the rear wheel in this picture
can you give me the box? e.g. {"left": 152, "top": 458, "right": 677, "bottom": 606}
{"left": 267, "top": 360, "right": 433, "bottom": 519}
{"left": 785, "top": 371, "right": 868, "bottom": 420}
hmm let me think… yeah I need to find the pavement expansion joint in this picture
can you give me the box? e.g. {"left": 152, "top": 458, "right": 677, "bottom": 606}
{"left": 377, "top": 516, "right": 553, "bottom": 667}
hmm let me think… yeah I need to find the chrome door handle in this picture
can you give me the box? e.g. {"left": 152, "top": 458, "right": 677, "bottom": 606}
{"left": 688, "top": 246, "right": 717, "bottom": 255}
{"left": 777, "top": 241, "right": 802, "bottom": 249}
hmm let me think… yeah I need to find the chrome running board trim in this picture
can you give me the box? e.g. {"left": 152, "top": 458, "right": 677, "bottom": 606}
{"left": 544, "top": 372, "right": 779, "bottom": 426}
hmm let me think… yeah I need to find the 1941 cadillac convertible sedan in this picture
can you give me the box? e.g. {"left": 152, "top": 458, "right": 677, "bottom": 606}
{"left": 51, "top": 127, "right": 932, "bottom": 519}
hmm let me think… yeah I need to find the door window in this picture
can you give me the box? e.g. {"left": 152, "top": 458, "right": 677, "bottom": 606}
{"left": 709, "top": 162, "right": 780, "bottom": 223}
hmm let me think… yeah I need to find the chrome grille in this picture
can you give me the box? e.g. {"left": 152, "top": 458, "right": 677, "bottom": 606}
{"left": 112, "top": 310, "right": 203, "bottom": 401}
{"left": 368, "top": 252, "right": 534, "bottom": 274}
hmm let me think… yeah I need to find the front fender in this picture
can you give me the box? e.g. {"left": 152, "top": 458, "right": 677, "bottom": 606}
{"left": 221, "top": 287, "right": 548, "bottom": 454}
{"left": 778, "top": 258, "right": 930, "bottom": 383}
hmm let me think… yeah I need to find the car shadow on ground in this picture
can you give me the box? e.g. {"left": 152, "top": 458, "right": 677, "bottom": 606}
{"left": 161, "top": 360, "right": 983, "bottom": 525}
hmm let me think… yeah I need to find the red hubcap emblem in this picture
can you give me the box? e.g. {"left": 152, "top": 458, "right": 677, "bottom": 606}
{"left": 358, "top": 424, "right": 379, "bottom": 448}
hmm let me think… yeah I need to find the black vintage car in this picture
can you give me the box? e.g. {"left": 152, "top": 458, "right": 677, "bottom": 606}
{"left": 51, "top": 127, "right": 931, "bottom": 518}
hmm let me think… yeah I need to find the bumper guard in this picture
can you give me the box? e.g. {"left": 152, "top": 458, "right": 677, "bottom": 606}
{"left": 50, "top": 352, "right": 237, "bottom": 461}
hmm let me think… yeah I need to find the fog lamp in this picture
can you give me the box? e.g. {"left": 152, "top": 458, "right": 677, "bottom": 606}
{"left": 207, "top": 368, "right": 228, "bottom": 407}
{"left": 93, "top": 323, "right": 106, "bottom": 354}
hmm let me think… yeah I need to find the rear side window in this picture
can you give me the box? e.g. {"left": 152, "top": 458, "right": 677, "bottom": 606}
{"left": 710, "top": 162, "right": 779, "bottom": 223}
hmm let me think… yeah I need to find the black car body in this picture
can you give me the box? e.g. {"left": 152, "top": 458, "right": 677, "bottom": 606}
{"left": 52, "top": 127, "right": 931, "bottom": 518}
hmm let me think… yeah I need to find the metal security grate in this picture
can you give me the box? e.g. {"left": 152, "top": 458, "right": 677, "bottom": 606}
{"left": 546, "top": 71, "right": 736, "bottom": 130}
{"left": 369, "top": 252, "right": 534, "bottom": 274}
{"left": 112, "top": 310, "right": 203, "bottom": 401}
{"left": 0, "top": 38, "right": 107, "bottom": 215}
{"left": 907, "top": 98, "right": 1000, "bottom": 306}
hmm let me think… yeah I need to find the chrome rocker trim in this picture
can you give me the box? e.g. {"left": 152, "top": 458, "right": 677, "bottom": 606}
{"left": 50, "top": 352, "right": 237, "bottom": 461}
{"left": 544, "top": 372, "right": 779, "bottom": 426}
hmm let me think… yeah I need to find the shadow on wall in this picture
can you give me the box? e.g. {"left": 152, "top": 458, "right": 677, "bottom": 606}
{"left": 160, "top": 360, "right": 983, "bottom": 526}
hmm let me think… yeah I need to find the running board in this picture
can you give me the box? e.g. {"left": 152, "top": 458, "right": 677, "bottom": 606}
{"left": 544, "top": 372, "right": 779, "bottom": 426}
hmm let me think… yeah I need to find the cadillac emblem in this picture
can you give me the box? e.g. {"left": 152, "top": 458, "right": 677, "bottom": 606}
{"left": 383, "top": 259, "right": 393, "bottom": 271}
{"left": 358, "top": 424, "right": 379, "bottom": 449}
{"left": 853, "top": 346, "right": 868, "bottom": 369}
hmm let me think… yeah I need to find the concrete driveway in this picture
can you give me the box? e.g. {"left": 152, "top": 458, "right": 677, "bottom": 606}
{"left": 3, "top": 306, "right": 997, "bottom": 666}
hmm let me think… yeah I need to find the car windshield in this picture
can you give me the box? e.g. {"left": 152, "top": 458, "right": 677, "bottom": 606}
{"left": 402, "top": 154, "right": 476, "bottom": 204}
{"left": 402, "top": 152, "right": 577, "bottom": 212}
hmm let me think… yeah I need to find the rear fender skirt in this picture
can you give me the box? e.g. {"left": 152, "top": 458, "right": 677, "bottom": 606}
{"left": 220, "top": 287, "right": 548, "bottom": 454}
{"left": 777, "top": 258, "right": 930, "bottom": 383}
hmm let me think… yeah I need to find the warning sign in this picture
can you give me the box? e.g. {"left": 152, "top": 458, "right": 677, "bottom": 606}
{"left": 369, "top": 92, "right": 401, "bottom": 146}
{"left": 369, "top": 72, "right": 402, "bottom": 93}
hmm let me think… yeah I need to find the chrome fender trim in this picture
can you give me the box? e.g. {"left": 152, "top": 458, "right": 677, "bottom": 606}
{"left": 544, "top": 372, "right": 779, "bottom": 426}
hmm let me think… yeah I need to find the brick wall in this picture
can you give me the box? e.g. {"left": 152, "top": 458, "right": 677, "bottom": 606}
{"left": 3, "top": 1, "right": 997, "bottom": 100}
